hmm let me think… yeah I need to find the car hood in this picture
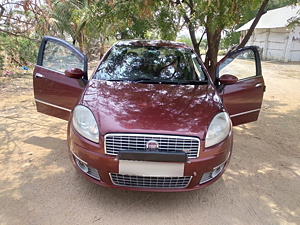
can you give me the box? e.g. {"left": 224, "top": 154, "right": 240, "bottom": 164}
{"left": 81, "top": 80, "right": 223, "bottom": 139}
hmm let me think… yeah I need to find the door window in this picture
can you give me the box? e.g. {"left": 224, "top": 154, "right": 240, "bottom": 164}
{"left": 42, "top": 41, "right": 84, "bottom": 73}
{"left": 216, "top": 47, "right": 265, "bottom": 126}
{"left": 218, "top": 49, "right": 257, "bottom": 80}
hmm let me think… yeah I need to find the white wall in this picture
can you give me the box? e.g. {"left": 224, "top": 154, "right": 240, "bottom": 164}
{"left": 289, "top": 26, "right": 300, "bottom": 61}
{"left": 243, "top": 26, "right": 300, "bottom": 62}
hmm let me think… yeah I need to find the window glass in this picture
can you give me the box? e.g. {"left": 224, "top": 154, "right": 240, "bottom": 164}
{"left": 94, "top": 46, "right": 207, "bottom": 81}
{"left": 42, "top": 41, "right": 84, "bottom": 73}
{"left": 219, "top": 49, "right": 257, "bottom": 80}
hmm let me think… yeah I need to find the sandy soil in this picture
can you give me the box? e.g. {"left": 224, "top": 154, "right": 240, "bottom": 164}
{"left": 0, "top": 61, "right": 299, "bottom": 225}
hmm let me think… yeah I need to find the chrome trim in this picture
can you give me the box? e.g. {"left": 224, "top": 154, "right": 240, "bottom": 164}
{"left": 35, "top": 99, "right": 72, "bottom": 112}
{"left": 230, "top": 108, "right": 260, "bottom": 118}
{"left": 255, "top": 83, "right": 263, "bottom": 88}
{"left": 200, "top": 148, "right": 231, "bottom": 184}
{"left": 200, "top": 162, "right": 226, "bottom": 184}
{"left": 35, "top": 73, "right": 44, "bottom": 78}
{"left": 104, "top": 133, "right": 201, "bottom": 158}
{"left": 212, "top": 151, "right": 230, "bottom": 170}
{"left": 213, "top": 161, "right": 226, "bottom": 170}
{"left": 72, "top": 150, "right": 100, "bottom": 180}
{"left": 71, "top": 149, "right": 87, "bottom": 164}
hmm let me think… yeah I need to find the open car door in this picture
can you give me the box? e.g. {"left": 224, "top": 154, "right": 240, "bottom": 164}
{"left": 216, "top": 46, "right": 266, "bottom": 126}
{"left": 33, "top": 36, "right": 88, "bottom": 120}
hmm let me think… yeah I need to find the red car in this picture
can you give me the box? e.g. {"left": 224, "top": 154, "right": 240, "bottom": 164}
{"left": 33, "top": 36, "right": 265, "bottom": 191}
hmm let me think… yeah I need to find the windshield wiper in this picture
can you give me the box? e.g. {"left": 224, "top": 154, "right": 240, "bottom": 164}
{"left": 131, "top": 78, "right": 153, "bottom": 82}
{"left": 105, "top": 78, "right": 152, "bottom": 82}
{"left": 134, "top": 79, "right": 180, "bottom": 84}
{"left": 177, "top": 80, "right": 208, "bottom": 85}
{"left": 105, "top": 78, "right": 131, "bottom": 82}
{"left": 105, "top": 78, "right": 208, "bottom": 85}
{"left": 136, "top": 79, "right": 208, "bottom": 85}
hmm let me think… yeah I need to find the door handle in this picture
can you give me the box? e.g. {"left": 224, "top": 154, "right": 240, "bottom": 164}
{"left": 255, "top": 83, "right": 263, "bottom": 88}
{"left": 35, "top": 73, "right": 44, "bottom": 78}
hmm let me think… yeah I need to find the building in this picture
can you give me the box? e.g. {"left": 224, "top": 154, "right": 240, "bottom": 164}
{"left": 237, "top": 5, "right": 300, "bottom": 62}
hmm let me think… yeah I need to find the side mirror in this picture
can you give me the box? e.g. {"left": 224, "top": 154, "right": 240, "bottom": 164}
{"left": 65, "top": 68, "right": 84, "bottom": 78}
{"left": 217, "top": 74, "right": 238, "bottom": 92}
{"left": 219, "top": 74, "right": 238, "bottom": 85}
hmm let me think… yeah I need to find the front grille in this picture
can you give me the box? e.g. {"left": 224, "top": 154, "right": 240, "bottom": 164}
{"left": 110, "top": 173, "right": 192, "bottom": 188}
{"left": 105, "top": 134, "right": 200, "bottom": 158}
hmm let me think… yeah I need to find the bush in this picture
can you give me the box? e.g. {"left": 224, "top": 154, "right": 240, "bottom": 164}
{"left": 220, "top": 31, "right": 240, "bottom": 50}
{"left": 0, "top": 34, "right": 38, "bottom": 68}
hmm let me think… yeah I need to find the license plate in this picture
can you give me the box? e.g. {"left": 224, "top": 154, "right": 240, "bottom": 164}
{"left": 119, "top": 160, "right": 184, "bottom": 177}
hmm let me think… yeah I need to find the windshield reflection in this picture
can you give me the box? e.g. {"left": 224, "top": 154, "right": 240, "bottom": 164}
{"left": 94, "top": 46, "right": 207, "bottom": 82}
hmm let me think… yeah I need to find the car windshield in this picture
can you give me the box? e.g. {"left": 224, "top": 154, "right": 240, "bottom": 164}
{"left": 93, "top": 45, "right": 207, "bottom": 83}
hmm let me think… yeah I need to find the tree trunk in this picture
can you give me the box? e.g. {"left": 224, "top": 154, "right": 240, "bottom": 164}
{"left": 99, "top": 35, "right": 107, "bottom": 60}
{"left": 77, "top": 32, "right": 84, "bottom": 53}
{"left": 236, "top": 0, "right": 269, "bottom": 49}
{"left": 188, "top": 22, "right": 200, "bottom": 57}
{"left": 204, "top": 28, "right": 222, "bottom": 81}
{"left": 179, "top": 1, "right": 201, "bottom": 56}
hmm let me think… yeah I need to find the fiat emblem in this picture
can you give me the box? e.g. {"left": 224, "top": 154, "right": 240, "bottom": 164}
{"left": 146, "top": 140, "right": 159, "bottom": 151}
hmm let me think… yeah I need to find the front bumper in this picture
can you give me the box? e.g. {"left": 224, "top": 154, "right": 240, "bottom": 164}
{"left": 67, "top": 126, "right": 233, "bottom": 192}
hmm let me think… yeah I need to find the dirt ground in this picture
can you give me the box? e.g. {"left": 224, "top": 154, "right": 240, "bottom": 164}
{"left": 0, "top": 61, "right": 299, "bottom": 225}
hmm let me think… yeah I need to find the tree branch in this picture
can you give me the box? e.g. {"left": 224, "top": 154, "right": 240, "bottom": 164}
{"left": 1, "top": 15, "right": 35, "bottom": 25}
{"left": 0, "top": 5, "right": 5, "bottom": 18}
{"left": 235, "top": 0, "right": 269, "bottom": 50}
{"left": 184, "top": 0, "right": 193, "bottom": 10}
{"left": 197, "top": 29, "right": 206, "bottom": 46}
{"left": 0, "top": 29, "right": 39, "bottom": 42}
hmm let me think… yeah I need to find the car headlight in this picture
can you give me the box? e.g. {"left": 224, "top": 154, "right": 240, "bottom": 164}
{"left": 72, "top": 105, "right": 99, "bottom": 143}
{"left": 205, "top": 112, "right": 231, "bottom": 148}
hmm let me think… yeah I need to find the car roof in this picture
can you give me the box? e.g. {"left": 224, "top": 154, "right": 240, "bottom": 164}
{"left": 114, "top": 39, "right": 193, "bottom": 50}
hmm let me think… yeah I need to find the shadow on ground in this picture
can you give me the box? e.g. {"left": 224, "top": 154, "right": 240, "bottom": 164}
{"left": 0, "top": 74, "right": 299, "bottom": 225}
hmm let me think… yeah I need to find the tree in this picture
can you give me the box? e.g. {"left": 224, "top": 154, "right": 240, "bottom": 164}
{"left": 169, "top": 0, "right": 263, "bottom": 80}
{"left": 51, "top": 0, "right": 92, "bottom": 53}
{"left": 267, "top": 0, "right": 299, "bottom": 10}
{"left": 50, "top": 0, "right": 160, "bottom": 57}
{"left": 236, "top": 0, "right": 299, "bottom": 49}
{"left": 0, "top": 0, "right": 53, "bottom": 67}
{"left": 1, "top": 0, "right": 299, "bottom": 73}
{"left": 235, "top": 0, "right": 269, "bottom": 50}
{"left": 170, "top": 0, "right": 299, "bottom": 80}
{"left": 0, "top": 0, "right": 53, "bottom": 39}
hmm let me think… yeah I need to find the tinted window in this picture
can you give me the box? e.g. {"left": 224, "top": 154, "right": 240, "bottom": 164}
{"left": 42, "top": 41, "right": 84, "bottom": 73}
{"left": 94, "top": 46, "right": 206, "bottom": 81}
{"left": 218, "top": 49, "right": 257, "bottom": 80}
